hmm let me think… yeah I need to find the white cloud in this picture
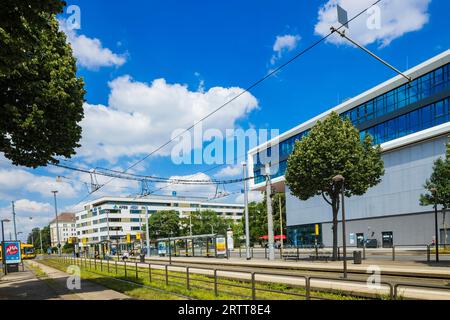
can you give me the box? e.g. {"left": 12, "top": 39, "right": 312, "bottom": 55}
{"left": 77, "top": 76, "right": 258, "bottom": 163}
{"left": 59, "top": 19, "right": 126, "bottom": 70}
{"left": 215, "top": 165, "right": 243, "bottom": 178}
{"left": 235, "top": 191, "right": 264, "bottom": 204}
{"left": 0, "top": 199, "right": 54, "bottom": 243}
{"left": 153, "top": 173, "right": 217, "bottom": 198}
{"left": 0, "top": 168, "right": 80, "bottom": 199}
{"left": 271, "top": 34, "right": 301, "bottom": 65}
{"left": 314, "top": 0, "right": 431, "bottom": 48}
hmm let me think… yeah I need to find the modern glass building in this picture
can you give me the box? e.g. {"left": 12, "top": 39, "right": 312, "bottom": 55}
{"left": 248, "top": 50, "right": 450, "bottom": 247}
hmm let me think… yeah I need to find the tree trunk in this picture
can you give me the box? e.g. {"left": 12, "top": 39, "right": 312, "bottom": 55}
{"left": 331, "top": 196, "right": 340, "bottom": 260}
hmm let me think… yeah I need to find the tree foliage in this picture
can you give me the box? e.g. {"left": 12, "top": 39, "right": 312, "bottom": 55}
{"left": 285, "top": 112, "right": 384, "bottom": 257}
{"left": 181, "top": 210, "right": 229, "bottom": 236}
{"left": 420, "top": 140, "right": 450, "bottom": 209}
{"left": 248, "top": 193, "right": 286, "bottom": 246}
{"left": 27, "top": 225, "right": 51, "bottom": 253}
{"left": 0, "top": 0, "right": 85, "bottom": 167}
{"left": 147, "top": 210, "right": 181, "bottom": 240}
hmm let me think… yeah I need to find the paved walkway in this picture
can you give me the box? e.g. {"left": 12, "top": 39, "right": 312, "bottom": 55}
{"left": 0, "top": 261, "right": 130, "bottom": 300}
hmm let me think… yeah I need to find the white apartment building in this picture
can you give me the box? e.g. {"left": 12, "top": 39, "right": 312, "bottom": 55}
{"left": 75, "top": 195, "right": 244, "bottom": 249}
{"left": 49, "top": 212, "right": 77, "bottom": 247}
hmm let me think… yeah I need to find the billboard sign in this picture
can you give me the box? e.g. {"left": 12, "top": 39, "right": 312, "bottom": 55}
{"left": 216, "top": 237, "right": 226, "bottom": 255}
{"left": 158, "top": 242, "right": 167, "bottom": 255}
{"left": 226, "top": 229, "right": 234, "bottom": 251}
{"left": 4, "top": 241, "right": 22, "bottom": 264}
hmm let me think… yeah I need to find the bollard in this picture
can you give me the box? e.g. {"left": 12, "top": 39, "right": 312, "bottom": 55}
{"left": 124, "top": 261, "right": 127, "bottom": 278}
{"left": 214, "top": 269, "right": 218, "bottom": 296}
{"left": 89, "top": 257, "right": 91, "bottom": 269}
{"left": 165, "top": 265, "right": 169, "bottom": 286}
{"left": 264, "top": 247, "right": 267, "bottom": 259}
{"left": 94, "top": 257, "right": 96, "bottom": 270}
{"left": 427, "top": 245, "right": 430, "bottom": 262}
{"left": 239, "top": 247, "right": 242, "bottom": 258}
{"left": 363, "top": 243, "right": 366, "bottom": 260}
{"left": 251, "top": 247, "right": 254, "bottom": 258}
{"left": 100, "top": 259, "right": 103, "bottom": 272}
{"left": 392, "top": 246, "right": 395, "bottom": 261}
{"left": 305, "top": 277, "right": 311, "bottom": 300}
{"left": 186, "top": 267, "right": 190, "bottom": 290}
{"left": 115, "top": 260, "right": 118, "bottom": 275}
{"left": 148, "top": 264, "right": 152, "bottom": 283}
{"left": 135, "top": 262, "right": 138, "bottom": 279}
{"left": 251, "top": 272, "right": 256, "bottom": 300}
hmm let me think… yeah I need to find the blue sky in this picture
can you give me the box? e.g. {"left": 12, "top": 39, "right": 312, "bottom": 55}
{"left": 1, "top": 0, "right": 449, "bottom": 241}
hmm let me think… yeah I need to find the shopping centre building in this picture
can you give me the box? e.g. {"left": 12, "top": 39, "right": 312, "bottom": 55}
{"left": 248, "top": 50, "right": 450, "bottom": 247}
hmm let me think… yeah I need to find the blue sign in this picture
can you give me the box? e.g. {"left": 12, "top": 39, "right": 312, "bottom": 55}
{"left": 158, "top": 242, "right": 167, "bottom": 255}
{"left": 4, "top": 241, "right": 21, "bottom": 264}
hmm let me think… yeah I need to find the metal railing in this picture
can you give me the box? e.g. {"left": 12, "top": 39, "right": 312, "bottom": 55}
{"left": 55, "top": 256, "right": 449, "bottom": 300}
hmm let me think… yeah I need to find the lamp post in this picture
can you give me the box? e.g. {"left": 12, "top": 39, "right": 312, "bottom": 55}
{"left": 242, "top": 162, "right": 251, "bottom": 260}
{"left": 29, "top": 217, "right": 34, "bottom": 247}
{"left": 39, "top": 228, "right": 43, "bottom": 255}
{"left": 264, "top": 163, "right": 275, "bottom": 261}
{"left": 333, "top": 175, "right": 347, "bottom": 278}
{"left": 51, "top": 191, "right": 61, "bottom": 256}
{"left": 145, "top": 209, "right": 151, "bottom": 258}
{"left": 168, "top": 231, "right": 173, "bottom": 265}
{"left": 431, "top": 188, "right": 439, "bottom": 262}
{"left": 1, "top": 219, "right": 11, "bottom": 274}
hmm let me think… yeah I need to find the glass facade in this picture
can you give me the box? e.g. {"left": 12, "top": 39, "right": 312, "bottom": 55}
{"left": 286, "top": 224, "right": 322, "bottom": 247}
{"left": 253, "top": 63, "right": 450, "bottom": 183}
{"left": 361, "top": 98, "right": 450, "bottom": 145}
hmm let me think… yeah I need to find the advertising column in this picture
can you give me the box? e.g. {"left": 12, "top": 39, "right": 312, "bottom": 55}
{"left": 4, "top": 241, "right": 22, "bottom": 273}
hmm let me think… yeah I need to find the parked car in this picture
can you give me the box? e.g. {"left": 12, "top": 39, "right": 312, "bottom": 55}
{"left": 365, "top": 239, "right": 378, "bottom": 248}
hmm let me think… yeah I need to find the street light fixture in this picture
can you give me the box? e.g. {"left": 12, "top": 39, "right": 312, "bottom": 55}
{"left": 332, "top": 175, "right": 347, "bottom": 278}
{"left": 1, "top": 219, "right": 11, "bottom": 274}
{"left": 51, "top": 191, "right": 61, "bottom": 256}
{"left": 431, "top": 188, "right": 439, "bottom": 262}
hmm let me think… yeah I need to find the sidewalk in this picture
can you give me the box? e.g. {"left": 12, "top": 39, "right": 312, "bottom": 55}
{"left": 143, "top": 256, "right": 450, "bottom": 279}
{"left": 0, "top": 261, "right": 130, "bottom": 300}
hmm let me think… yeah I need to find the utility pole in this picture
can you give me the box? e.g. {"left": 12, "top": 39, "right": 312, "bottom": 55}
{"left": 51, "top": 191, "right": 61, "bottom": 256}
{"left": 145, "top": 209, "right": 150, "bottom": 258}
{"left": 39, "top": 228, "right": 43, "bottom": 254}
{"left": 242, "top": 162, "right": 251, "bottom": 260}
{"left": 12, "top": 201, "right": 17, "bottom": 241}
{"left": 279, "top": 195, "right": 284, "bottom": 250}
{"left": 106, "top": 210, "right": 110, "bottom": 254}
{"left": 264, "top": 163, "right": 275, "bottom": 261}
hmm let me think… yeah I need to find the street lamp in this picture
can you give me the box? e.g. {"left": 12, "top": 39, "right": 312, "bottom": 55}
{"left": 51, "top": 191, "right": 61, "bottom": 256}
{"left": 332, "top": 175, "right": 347, "bottom": 278}
{"left": 29, "top": 217, "right": 34, "bottom": 247}
{"left": 1, "top": 219, "right": 11, "bottom": 274}
{"left": 431, "top": 188, "right": 439, "bottom": 262}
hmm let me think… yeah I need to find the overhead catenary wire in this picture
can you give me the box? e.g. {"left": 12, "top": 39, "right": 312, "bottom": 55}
{"left": 57, "top": 0, "right": 383, "bottom": 209}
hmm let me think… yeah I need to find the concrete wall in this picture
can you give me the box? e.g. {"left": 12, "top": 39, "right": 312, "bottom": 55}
{"left": 321, "top": 211, "right": 447, "bottom": 246}
{"left": 286, "top": 135, "right": 448, "bottom": 227}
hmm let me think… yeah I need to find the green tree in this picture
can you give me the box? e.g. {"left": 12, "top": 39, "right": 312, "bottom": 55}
{"left": 147, "top": 210, "right": 181, "bottom": 240}
{"left": 420, "top": 140, "right": 450, "bottom": 247}
{"left": 285, "top": 112, "right": 384, "bottom": 259}
{"left": 181, "top": 210, "right": 229, "bottom": 236}
{"left": 27, "top": 226, "right": 51, "bottom": 253}
{"left": 0, "top": 0, "right": 85, "bottom": 167}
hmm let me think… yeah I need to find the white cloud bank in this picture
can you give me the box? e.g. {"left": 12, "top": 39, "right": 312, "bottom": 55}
{"left": 315, "top": 0, "right": 431, "bottom": 47}
{"left": 59, "top": 20, "right": 126, "bottom": 70}
{"left": 271, "top": 34, "right": 301, "bottom": 65}
{"left": 78, "top": 76, "right": 258, "bottom": 163}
